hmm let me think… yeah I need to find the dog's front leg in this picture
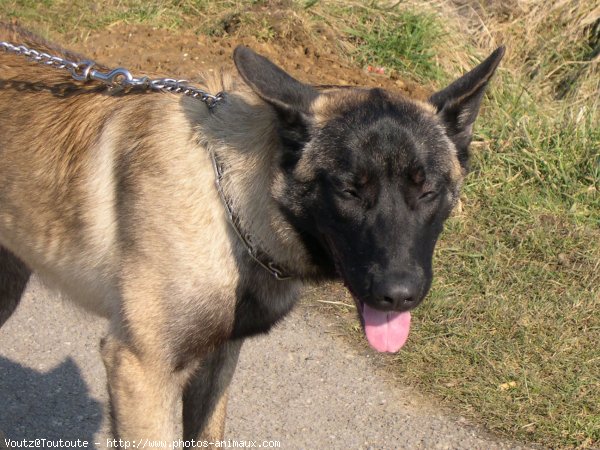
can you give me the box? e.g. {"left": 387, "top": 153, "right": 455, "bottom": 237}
{"left": 182, "top": 340, "right": 243, "bottom": 443}
{"left": 101, "top": 335, "right": 185, "bottom": 447}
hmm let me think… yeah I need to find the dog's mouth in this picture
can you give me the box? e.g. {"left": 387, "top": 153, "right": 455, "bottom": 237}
{"left": 323, "top": 235, "right": 412, "bottom": 353}
{"left": 356, "top": 300, "right": 412, "bottom": 353}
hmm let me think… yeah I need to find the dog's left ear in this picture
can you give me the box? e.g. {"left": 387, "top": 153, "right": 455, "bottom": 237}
{"left": 233, "top": 46, "right": 318, "bottom": 118}
{"left": 429, "top": 46, "right": 505, "bottom": 169}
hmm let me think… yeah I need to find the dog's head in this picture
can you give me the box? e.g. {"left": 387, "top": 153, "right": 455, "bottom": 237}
{"left": 234, "top": 46, "right": 504, "bottom": 352}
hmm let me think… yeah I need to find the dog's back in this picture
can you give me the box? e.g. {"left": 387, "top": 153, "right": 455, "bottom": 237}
{"left": 0, "top": 23, "right": 239, "bottom": 320}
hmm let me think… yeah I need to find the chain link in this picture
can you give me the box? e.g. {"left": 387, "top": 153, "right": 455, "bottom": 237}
{"left": 0, "top": 41, "right": 224, "bottom": 107}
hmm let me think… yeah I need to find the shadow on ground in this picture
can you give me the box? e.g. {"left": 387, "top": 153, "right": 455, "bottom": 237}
{"left": 0, "top": 356, "right": 102, "bottom": 443}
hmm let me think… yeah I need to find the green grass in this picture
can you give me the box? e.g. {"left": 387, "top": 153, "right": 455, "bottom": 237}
{"left": 345, "top": 9, "right": 446, "bottom": 82}
{"left": 303, "top": 1, "right": 458, "bottom": 84}
{"left": 477, "top": 74, "right": 599, "bottom": 223}
{"left": 334, "top": 4, "right": 599, "bottom": 446}
{"left": 337, "top": 4, "right": 599, "bottom": 446}
{"left": 2, "top": 0, "right": 598, "bottom": 448}
{"left": 0, "top": 0, "right": 191, "bottom": 34}
{"left": 422, "top": 67, "right": 598, "bottom": 446}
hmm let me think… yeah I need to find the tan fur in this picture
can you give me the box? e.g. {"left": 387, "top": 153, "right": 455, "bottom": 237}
{"left": 200, "top": 391, "right": 229, "bottom": 440}
{"left": 0, "top": 25, "right": 283, "bottom": 443}
{"left": 100, "top": 335, "right": 186, "bottom": 441}
{"left": 311, "top": 87, "right": 436, "bottom": 126}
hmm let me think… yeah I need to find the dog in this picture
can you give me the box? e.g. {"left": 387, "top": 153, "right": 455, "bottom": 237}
{"left": 0, "top": 23, "right": 504, "bottom": 445}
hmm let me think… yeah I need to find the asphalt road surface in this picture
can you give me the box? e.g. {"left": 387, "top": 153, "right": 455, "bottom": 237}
{"left": 0, "top": 276, "right": 534, "bottom": 450}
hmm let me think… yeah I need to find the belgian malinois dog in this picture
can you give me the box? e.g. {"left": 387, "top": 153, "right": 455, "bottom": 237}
{"left": 0, "top": 23, "right": 504, "bottom": 444}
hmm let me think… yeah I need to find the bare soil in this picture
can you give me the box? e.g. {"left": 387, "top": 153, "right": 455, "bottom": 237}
{"left": 66, "top": 24, "right": 428, "bottom": 97}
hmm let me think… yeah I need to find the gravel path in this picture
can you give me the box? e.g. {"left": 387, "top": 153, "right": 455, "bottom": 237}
{"left": 0, "top": 277, "right": 534, "bottom": 449}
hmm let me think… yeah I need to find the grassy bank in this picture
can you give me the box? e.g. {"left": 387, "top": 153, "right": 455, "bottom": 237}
{"left": 1, "top": 1, "right": 598, "bottom": 448}
{"left": 314, "top": 2, "right": 599, "bottom": 448}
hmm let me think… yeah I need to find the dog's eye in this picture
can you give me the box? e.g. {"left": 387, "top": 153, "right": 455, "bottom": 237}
{"left": 343, "top": 188, "right": 361, "bottom": 199}
{"left": 419, "top": 190, "right": 438, "bottom": 201}
{"left": 330, "top": 176, "right": 363, "bottom": 201}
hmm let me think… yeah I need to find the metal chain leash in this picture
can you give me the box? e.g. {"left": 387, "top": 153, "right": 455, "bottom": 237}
{"left": 0, "top": 41, "right": 224, "bottom": 107}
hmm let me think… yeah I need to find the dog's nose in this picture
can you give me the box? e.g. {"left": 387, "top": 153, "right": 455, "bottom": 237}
{"left": 371, "top": 274, "right": 421, "bottom": 312}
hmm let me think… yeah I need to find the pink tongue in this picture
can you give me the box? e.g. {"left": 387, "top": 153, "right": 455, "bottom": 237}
{"left": 362, "top": 304, "right": 411, "bottom": 353}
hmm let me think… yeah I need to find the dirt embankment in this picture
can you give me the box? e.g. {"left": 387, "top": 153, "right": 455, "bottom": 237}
{"left": 67, "top": 23, "right": 428, "bottom": 99}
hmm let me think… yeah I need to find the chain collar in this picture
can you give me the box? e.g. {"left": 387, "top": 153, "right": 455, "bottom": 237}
{"left": 0, "top": 41, "right": 290, "bottom": 280}
{"left": 209, "top": 151, "right": 291, "bottom": 280}
{"left": 0, "top": 41, "right": 224, "bottom": 107}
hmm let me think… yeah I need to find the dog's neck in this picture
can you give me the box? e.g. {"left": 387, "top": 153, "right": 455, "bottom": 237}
{"left": 187, "top": 74, "right": 320, "bottom": 281}
{"left": 208, "top": 142, "right": 291, "bottom": 280}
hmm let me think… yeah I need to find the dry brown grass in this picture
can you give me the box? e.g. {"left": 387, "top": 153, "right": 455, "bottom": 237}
{"left": 451, "top": 0, "right": 599, "bottom": 101}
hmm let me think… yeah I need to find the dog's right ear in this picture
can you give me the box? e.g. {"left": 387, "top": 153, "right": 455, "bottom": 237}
{"left": 233, "top": 46, "right": 318, "bottom": 117}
